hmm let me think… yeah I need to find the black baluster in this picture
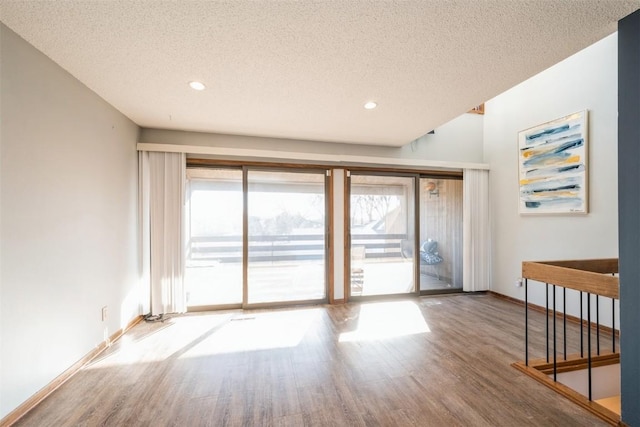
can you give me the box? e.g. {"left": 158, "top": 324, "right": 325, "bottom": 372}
{"left": 612, "top": 297, "right": 616, "bottom": 353}
{"left": 580, "top": 291, "right": 584, "bottom": 358}
{"left": 546, "top": 283, "right": 549, "bottom": 363}
{"left": 525, "top": 278, "right": 529, "bottom": 366}
{"left": 596, "top": 295, "right": 600, "bottom": 356}
{"left": 553, "top": 285, "right": 557, "bottom": 382}
{"left": 587, "top": 293, "right": 592, "bottom": 401}
{"left": 563, "top": 287, "right": 567, "bottom": 360}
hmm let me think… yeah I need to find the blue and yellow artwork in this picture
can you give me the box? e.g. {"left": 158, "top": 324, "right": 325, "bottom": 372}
{"left": 518, "top": 111, "right": 588, "bottom": 214}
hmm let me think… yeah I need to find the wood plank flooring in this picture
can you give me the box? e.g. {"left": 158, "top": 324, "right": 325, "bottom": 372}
{"left": 14, "top": 294, "right": 610, "bottom": 426}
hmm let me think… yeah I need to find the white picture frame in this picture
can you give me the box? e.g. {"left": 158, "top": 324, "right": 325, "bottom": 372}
{"left": 518, "top": 110, "right": 588, "bottom": 214}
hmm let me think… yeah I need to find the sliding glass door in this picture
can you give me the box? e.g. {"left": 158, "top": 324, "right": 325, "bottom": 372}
{"left": 349, "top": 174, "right": 416, "bottom": 297}
{"left": 247, "top": 170, "right": 327, "bottom": 304}
{"left": 185, "top": 164, "right": 462, "bottom": 309}
{"left": 185, "top": 167, "right": 327, "bottom": 309}
{"left": 418, "top": 177, "right": 463, "bottom": 292}
{"left": 185, "top": 169, "right": 243, "bottom": 308}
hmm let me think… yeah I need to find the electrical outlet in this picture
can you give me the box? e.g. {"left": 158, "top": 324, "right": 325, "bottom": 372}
{"left": 515, "top": 278, "right": 523, "bottom": 288}
{"left": 101, "top": 306, "right": 108, "bottom": 322}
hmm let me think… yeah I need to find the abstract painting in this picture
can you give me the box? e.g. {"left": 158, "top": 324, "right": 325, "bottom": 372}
{"left": 518, "top": 110, "right": 588, "bottom": 214}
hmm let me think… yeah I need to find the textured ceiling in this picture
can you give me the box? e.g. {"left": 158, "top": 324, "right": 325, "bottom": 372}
{"left": 1, "top": 1, "right": 639, "bottom": 147}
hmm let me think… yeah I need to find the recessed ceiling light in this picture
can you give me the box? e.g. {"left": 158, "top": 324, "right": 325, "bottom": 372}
{"left": 189, "top": 81, "right": 206, "bottom": 91}
{"left": 364, "top": 101, "right": 377, "bottom": 110}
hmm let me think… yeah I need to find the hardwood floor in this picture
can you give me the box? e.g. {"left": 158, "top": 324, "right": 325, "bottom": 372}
{"left": 15, "top": 294, "right": 610, "bottom": 426}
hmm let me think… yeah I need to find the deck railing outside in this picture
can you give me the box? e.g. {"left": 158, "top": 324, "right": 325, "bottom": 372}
{"left": 188, "top": 233, "right": 409, "bottom": 264}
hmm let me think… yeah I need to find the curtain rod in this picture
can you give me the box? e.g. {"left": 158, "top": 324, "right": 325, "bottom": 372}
{"left": 137, "top": 143, "right": 490, "bottom": 171}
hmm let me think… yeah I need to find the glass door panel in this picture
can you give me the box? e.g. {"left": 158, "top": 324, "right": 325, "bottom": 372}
{"left": 247, "top": 170, "right": 326, "bottom": 304}
{"left": 185, "top": 169, "right": 243, "bottom": 307}
{"left": 349, "top": 175, "right": 415, "bottom": 297}
{"left": 419, "top": 178, "right": 463, "bottom": 291}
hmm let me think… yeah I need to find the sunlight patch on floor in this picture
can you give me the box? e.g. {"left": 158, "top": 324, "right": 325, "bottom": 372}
{"left": 87, "top": 312, "right": 233, "bottom": 368}
{"left": 180, "top": 308, "right": 321, "bottom": 358}
{"left": 339, "top": 300, "right": 430, "bottom": 342}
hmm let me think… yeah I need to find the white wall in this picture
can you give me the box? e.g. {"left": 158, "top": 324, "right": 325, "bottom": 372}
{"left": 0, "top": 25, "right": 140, "bottom": 418}
{"left": 556, "top": 363, "right": 620, "bottom": 401}
{"left": 140, "top": 112, "right": 484, "bottom": 165}
{"left": 484, "top": 34, "right": 619, "bottom": 326}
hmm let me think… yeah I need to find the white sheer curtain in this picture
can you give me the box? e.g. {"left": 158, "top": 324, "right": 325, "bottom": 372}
{"left": 463, "top": 168, "right": 491, "bottom": 292}
{"left": 140, "top": 151, "right": 186, "bottom": 315}
{"left": 138, "top": 152, "right": 151, "bottom": 314}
